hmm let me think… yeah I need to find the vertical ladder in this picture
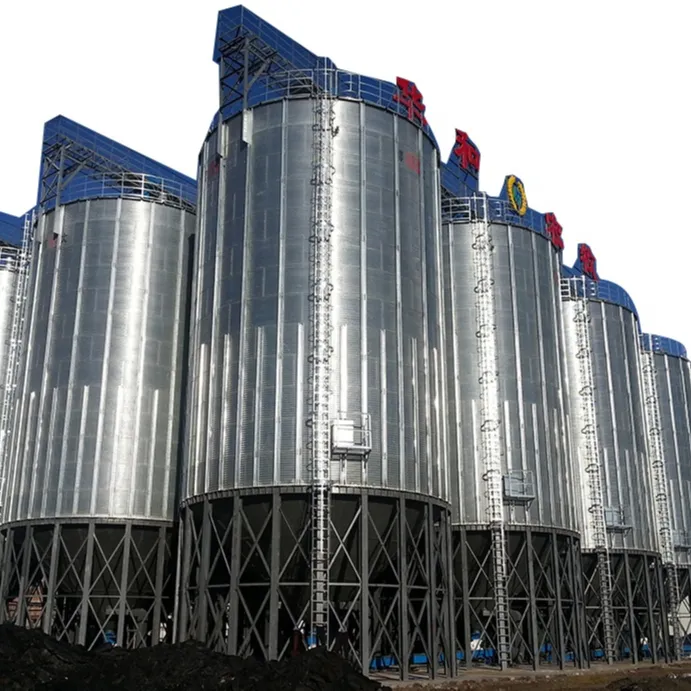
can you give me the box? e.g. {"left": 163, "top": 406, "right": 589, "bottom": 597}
{"left": 0, "top": 210, "right": 34, "bottom": 519}
{"left": 308, "top": 66, "right": 336, "bottom": 647}
{"left": 640, "top": 347, "right": 681, "bottom": 660}
{"left": 563, "top": 277, "right": 616, "bottom": 663}
{"left": 471, "top": 195, "right": 510, "bottom": 669}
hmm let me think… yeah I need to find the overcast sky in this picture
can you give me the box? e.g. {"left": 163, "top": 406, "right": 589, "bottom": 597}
{"left": 1, "top": 1, "right": 689, "bottom": 347}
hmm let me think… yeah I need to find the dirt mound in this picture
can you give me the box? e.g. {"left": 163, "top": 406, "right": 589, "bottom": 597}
{"left": 0, "top": 623, "right": 383, "bottom": 691}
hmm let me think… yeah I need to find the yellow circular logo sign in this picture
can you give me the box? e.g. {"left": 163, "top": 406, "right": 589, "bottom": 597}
{"left": 507, "top": 175, "right": 528, "bottom": 216}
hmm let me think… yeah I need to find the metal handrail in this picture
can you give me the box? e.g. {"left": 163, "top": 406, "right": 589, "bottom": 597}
{"left": 212, "top": 67, "right": 437, "bottom": 144}
{"left": 50, "top": 172, "right": 196, "bottom": 213}
{"left": 441, "top": 195, "right": 544, "bottom": 233}
{"left": 0, "top": 246, "right": 21, "bottom": 269}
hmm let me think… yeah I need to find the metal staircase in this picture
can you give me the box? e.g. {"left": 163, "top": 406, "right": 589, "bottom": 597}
{"left": 308, "top": 67, "right": 336, "bottom": 647}
{"left": 562, "top": 277, "right": 616, "bottom": 663}
{"left": 0, "top": 210, "right": 34, "bottom": 519}
{"left": 471, "top": 195, "right": 510, "bottom": 669}
{"left": 640, "top": 347, "right": 682, "bottom": 660}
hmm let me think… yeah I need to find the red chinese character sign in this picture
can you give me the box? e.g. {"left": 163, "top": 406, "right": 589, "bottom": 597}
{"left": 576, "top": 243, "right": 599, "bottom": 281}
{"left": 544, "top": 213, "right": 564, "bottom": 251}
{"left": 453, "top": 129, "right": 481, "bottom": 179}
{"left": 393, "top": 77, "right": 428, "bottom": 127}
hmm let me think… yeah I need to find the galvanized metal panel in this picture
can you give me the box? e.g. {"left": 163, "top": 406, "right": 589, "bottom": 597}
{"left": 0, "top": 248, "right": 19, "bottom": 500}
{"left": 185, "top": 99, "right": 446, "bottom": 501}
{"left": 0, "top": 251, "right": 18, "bottom": 403}
{"left": 563, "top": 300, "right": 657, "bottom": 552}
{"left": 443, "top": 221, "right": 576, "bottom": 532}
{"left": 2, "top": 199, "right": 193, "bottom": 522}
{"left": 653, "top": 352, "right": 691, "bottom": 565}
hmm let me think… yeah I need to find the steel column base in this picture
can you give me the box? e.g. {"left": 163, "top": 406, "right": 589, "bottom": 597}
{"left": 453, "top": 527, "right": 585, "bottom": 670}
{"left": 0, "top": 519, "right": 173, "bottom": 649}
{"left": 176, "top": 489, "right": 455, "bottom": 681}
{"left": 582, "top": 550, "right": 668, "bottom": 664}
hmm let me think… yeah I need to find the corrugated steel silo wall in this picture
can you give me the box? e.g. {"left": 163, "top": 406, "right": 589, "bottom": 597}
{"left": 185, "top": 98, "right": 447, "bottom": 500}
{"left": 653, "top": 351, "right": 691, "bottom": 565}
{"left": 563, "top": 299, "right": 657, "bottom": 552}
{"left": 1, "top": 199, "right": 193, "bottom": 522}
{"left": 443, "top": 221, "right": 576, "bottom": 530}
{"left": 0, "top": 253, "right": 18, "bottom": 398}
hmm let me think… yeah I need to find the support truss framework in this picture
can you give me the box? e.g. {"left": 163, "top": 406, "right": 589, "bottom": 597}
{"left": 676, "top": 566, "right": 691, "bottom": 646}
{"left": 39, "top": 120, "right": 196, "bottom": 214}
{"left": 452, "top": 527, "right": 586, "bottom": 670}
{"left": 582, "top": 550, "right": 669, "bottom": 664}
{"left": 0, "top": 520, "right": 173, "bottom": 649}
{"left": 176, "top": 489, "right": 455, "bottom": 681}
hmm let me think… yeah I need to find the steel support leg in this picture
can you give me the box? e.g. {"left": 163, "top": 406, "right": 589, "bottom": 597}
{"left": 398, "top": 496, "right": 409, "bottom": 681}
{"left": 444, "top": 514, "right": 457, "bottom": 678}
{"left": 176, "top": 508, "right": 193, "bottom": 642}
{"left": 0, "top": 527, "right": 13, "bottom": 623}
{"left": 151, "top": 525, "right": 167, "bottom": 645}
{"left": 227, "top": 497, "right": 242, "bottom": 655}
{"left": 459, "top": 528, "right": 471, "bottom": 669}
{"left": 198, "top": 500, "right": 212, "bottom": 641}
{"left": 269, "top": 489, "right": 281, "bottom": 660}
{"left": 42, "top": 524, "right": 61, "bottom": 636}
{"left": 526, "top": 528, "right": 539, "bottom": 670}
{"left": 360, "top": 492, "right": 370, "bottom": 677}
{"left": 78, "top": 523, "right": 96, "bottom": 646}
{"left": 552, "top": 532, "right": 566, "bottom": 670}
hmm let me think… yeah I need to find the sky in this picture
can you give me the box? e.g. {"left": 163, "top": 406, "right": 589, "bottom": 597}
{"left": 1, "top": 1, "right": 690, "bottom": 346}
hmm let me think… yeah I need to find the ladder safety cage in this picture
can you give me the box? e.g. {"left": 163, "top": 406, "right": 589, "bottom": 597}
{"left": 0, "top": 210, "right": 35, "bottom": 518}
{"left": 471, "top": 194, "right": 511, "bottom": 669}
{"left": 562, "top": 275, "right": 617, "bottom": 664}
{"left": 307, "top": 63, "right": 337, "bottom": 647}
{"left": 640, "top": 346, "right": 682, "bottom": 660}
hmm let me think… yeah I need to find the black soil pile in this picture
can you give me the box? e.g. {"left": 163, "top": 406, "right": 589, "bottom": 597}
{"left": 0, "top": 623, "right": 383, "bottom": 691}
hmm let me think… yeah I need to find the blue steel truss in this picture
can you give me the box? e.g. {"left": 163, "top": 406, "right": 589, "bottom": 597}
{"left": 210, "top": 5, "right": 438, "bottom": 148}
{"left": 641, "top": 333, "right": 688, "bottom": 360}
{"left": 38, "top": 116, "right": 197, "bottom": 214}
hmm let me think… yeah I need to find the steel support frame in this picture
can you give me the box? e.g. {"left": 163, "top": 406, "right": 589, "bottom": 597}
{"left": 176, "top": 489, "right": 455, "bottom": 681}
{"left": 0, "top": 519, "right": 173, "bottom": 649}
{"left": 582, "top": 549, "right": 668, "bottom": 663}
{"left": 39, "top": 130, "right": 193, "bottom": 214}
{"left": 452, "top": 527, "right": 585, "bottom": 669}
{"left": 677, "top": 565, "right": 691, "bottom": 646}
{"left": 216, "top": 30, "right": 316, "bottom": 118}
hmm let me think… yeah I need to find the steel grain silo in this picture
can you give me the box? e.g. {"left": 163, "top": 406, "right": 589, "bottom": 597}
{"left": 640, "top": 333, "right": 691, "bottom": 653}
{"left": 0, "top": 117, "right": 196, "bottom": 649}
{"left": 0, "top": 242, "right": 21, "bottom": 501}
{"left": 561, "top": 266, "right": 667, "bottom": 663}
{"left": 177, "top": 7, "right": 453, "bottom": 680}
{"left": 441, "top": 176, "right": 582, "bottom": 669}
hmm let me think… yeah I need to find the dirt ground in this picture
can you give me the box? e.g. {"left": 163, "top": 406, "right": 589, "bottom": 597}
{"left": 3, "top": 622, "right": 691, "bottom": 691}
{"left": 383, "top": 659, "right": 691, "bottom": 691}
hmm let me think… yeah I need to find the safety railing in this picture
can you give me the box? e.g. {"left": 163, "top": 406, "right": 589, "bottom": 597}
{"left": 641, "top": 333, "right": 688, "bottom": 360}
{"left": 213, "top": 68, "right": 438, "bottom": 145}
{"left": 560, "top": 274, "right": 639, "bottom": 318}
{"left": 0, "top": 246, "right": 21, "bottom": 269}
{"left": 441, "top": 195, "right": 545, "bottom": 234}
{"left": 52, "top": 172, "right": 196, "bottom": 213}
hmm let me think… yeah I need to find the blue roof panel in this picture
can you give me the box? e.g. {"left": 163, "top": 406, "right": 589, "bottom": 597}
{"left": 211, "top": 6, "right": 438, "bottom": 148}
{"left": 39, "top": 116, "right": 197, "bottom": 212}
{"left": 561, "top": 264, "right": 639, "bottom": 320}
{"left": 0, "top": 212, "right": 23, "bottom": 247}
{"left": 641, "top": 333, "right": 688, "bottom": 359}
